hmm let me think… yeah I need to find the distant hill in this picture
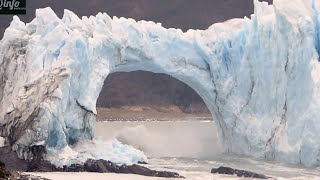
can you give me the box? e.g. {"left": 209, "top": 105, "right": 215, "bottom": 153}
{"left": 0, "top": 0, "right": 272, "bottom": 113}
{"left": 97, "top": 71, "right": 210, "bottom": 113}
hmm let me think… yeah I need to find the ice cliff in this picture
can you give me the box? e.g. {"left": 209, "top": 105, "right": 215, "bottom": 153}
{"left": 1, "top": 0, "right": 320, "bottom": 167}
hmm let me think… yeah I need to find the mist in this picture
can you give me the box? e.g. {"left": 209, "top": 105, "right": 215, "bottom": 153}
{"left": 95, "top": 121, "right": 221, "bottom": 159}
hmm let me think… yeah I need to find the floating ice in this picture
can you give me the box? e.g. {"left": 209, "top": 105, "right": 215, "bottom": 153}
{"left": 0, "top": 0, "right": 320, "bottom": 167}
{"left": 46, "top": 138, "right": 147, "bottom": 167}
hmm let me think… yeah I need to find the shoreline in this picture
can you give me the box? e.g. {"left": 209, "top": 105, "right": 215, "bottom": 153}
{"left": 97, "top": 107, "right": 213, "bottom": 122}
{"left": 0, "top": 145, "right": 184, "bottom": 179}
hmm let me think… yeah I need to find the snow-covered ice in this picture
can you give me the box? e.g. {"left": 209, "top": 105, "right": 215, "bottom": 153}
{"left": 1, "top": 0, "right": 320, "bottom": 167}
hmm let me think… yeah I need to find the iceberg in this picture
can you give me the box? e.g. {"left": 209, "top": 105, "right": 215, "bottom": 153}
{"left": 1, "top": 0, "right": 320, "bottom": 167}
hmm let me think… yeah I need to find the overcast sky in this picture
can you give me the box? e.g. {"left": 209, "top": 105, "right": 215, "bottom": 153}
{"left": 0, "top": 0, "right": 272, "bottom": 38}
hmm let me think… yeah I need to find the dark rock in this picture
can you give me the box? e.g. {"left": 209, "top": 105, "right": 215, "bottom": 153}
{"left": 13, "top": 172, "right": 50, "bottom": 180}
{"left": 0, "top": 145, "right": 28, "bottom": 171}
{"left": 62, "top": 159, "right": 184, "bottom": 178}
{"left": 211, "top": 166, "right": 269, "bottom": 179}
{"left": 104, "top": 160, "right": 120, "bottom": 173}
{"left": 95, "top": 160, "right": 108, "bottom": 173}
{"left": 0, "top": 158, "right": 49, "bottom": 179}
{"left": 155, "top": 171, "right": 183, "bottom": 178}
{"left": 118, "top": 164, "right": 131, "bottom": 174}
{"left": 123, "top": 164, "right": 155, "bottom": 176}
{"left": 84, "top": 159, "right": 108, "bottom": 173}
{"left": 83, "top": 159, "right": 99, "bottom": 172}
{"left": 0, "top": 145, "right": 184, "bottom": 178}
{"left": 0, "top": 161, "right": 5, "bottom": 167}
{"left": 0, "top": 145, "right": 55, "bottom": 173}
{"left": 138, "top": 161, "right": 148, "bottom": 164}
{"left": 211, "top": 166, "right": 235, "bottom": 174}
{"left": 27, "top": 160, "right": 56, "bottom": 172}
{"left": 63, "top": 163, "right": 85, "bottom": 172}
{"left": 30, "top": 145, "right": 47, "bottom": 160}
{"left": 27, "top": 145, "right": 56, "bottom": 172}
{"left": 0, "top": 160, "right": 11, "bottom": 179}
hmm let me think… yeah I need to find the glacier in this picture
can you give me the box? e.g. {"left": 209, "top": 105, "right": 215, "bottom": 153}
{"left": 1, "top": 0, "right": 320, "bottom": 167}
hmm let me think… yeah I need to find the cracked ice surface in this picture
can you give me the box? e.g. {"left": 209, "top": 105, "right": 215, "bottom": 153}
{"left": 1, "top": 0, "right": 320, "bottom": 167}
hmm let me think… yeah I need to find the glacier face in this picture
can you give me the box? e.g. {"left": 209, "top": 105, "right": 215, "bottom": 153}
{"left": 1, "top": 0, "right": 320, "bottom": 167}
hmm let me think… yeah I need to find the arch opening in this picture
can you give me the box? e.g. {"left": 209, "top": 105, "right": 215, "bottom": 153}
{"left": 95, "top": 70, "right": 221, "bottom": 159}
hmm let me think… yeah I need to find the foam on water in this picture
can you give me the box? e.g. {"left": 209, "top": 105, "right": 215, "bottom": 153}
{"left": 96, "top": 121, "right": 221, "bottom": 159}
{"left": 94, "top": 121, "right": 320, "bottom": 179}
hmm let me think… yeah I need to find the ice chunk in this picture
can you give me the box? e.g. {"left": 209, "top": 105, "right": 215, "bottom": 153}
{"left": 46, "top": 139, "right": 147, "bottom": 167}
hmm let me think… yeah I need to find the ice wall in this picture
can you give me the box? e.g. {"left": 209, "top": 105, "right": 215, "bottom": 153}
{"left": 1, "top": 0, "right": 320, "bottom": 166}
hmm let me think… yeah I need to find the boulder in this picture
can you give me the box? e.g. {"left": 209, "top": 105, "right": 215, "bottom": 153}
{"left": 211, "top": 166, "right": 269, "bottom": 179}
{"left": 62, "top": 159, "right": 184, "bottom": 178}
{"left": 0, "top": 160, "right": 11, "bottom": 179}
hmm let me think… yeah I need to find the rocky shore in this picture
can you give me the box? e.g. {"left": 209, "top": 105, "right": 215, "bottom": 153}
{"left": 0, "top": 145, "right": 184, "bottom": 179}
{"left": 0, "top": 159, "right": 49, "bottom": 180}
{"left": 0, "top": 161, "right": 10, "bottom": 179}
{"left": 211, "top": 166, "right": 269, "bottom": 179}
{"left": 53, "top": 159, "right": 183, "bottom": 178}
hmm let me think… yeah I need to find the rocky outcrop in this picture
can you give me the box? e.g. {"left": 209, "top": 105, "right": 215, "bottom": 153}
{"left": 0, "top": 145, "right": 183, "bottom": 178}
{"left": 27, "top": 146, "right": 57, "bottom": 172}
{"left": 0, "top": 145, "right": 55, "bottom": 172}
{"left": 137, "top": 161, "right": 148, "bottom": 164}
{"left": 54, "top": 159, "right": 184, "bottom": 178}
{"left": 0, "top": 158, "right": 49, "bottom": 180}
{"left": 0, "top": 160, "right": 11, "bottom": 179}
{"left": 0, "top": 146, "right": 28, "bottom": 172}
{"left": 27, "top": 158, "right": 184, "bottom": 178}
{"left": 211, "top": 166, "right": 269, "bottom": 179}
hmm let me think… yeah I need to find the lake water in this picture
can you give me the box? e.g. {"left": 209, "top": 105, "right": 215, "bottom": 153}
{"left": 95, "top": 120, "right": 320, "bottom": 180}
{"left": 28, "top": 120, "right": 320, "bottom": 180}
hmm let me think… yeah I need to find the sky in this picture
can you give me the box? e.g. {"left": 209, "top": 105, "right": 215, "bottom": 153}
{"left": 0, "top": 0, "right": 272, "bottom": 38}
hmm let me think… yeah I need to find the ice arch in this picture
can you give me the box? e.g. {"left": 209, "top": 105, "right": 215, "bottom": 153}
{"left": 1, "top": 0, "right": 320, "bottom": 167}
